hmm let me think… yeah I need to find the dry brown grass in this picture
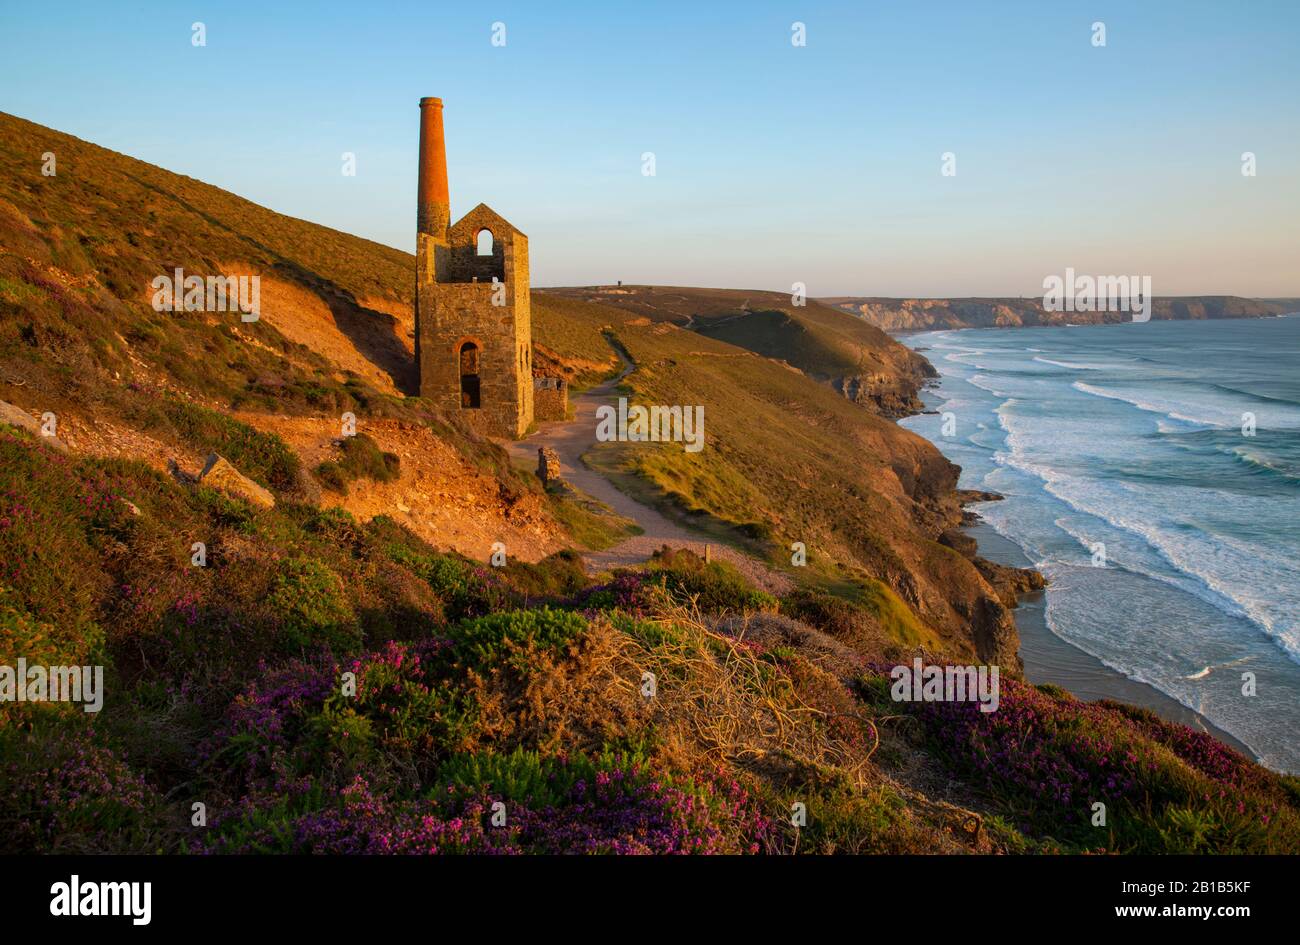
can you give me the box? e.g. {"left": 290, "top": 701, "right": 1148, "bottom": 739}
{"left": 623, "top": 594, "right": 881, "bottom": 787}
{"left": 460, "top": 589, "right": 883, "bottom": 789}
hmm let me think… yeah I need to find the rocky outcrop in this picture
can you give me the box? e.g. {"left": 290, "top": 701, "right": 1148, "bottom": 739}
{"left": 920, "top": 485, "right": 1046, "bottom": 670}
{"left": 966, "top": 594, "right": 1023, "bottom": 672}
{"left": 199, "top": 453, "right": 276, "bottom": 508}
{"left": 975, "top": 557, "right": 1049, "bottom": 609}
{"left": 938, "top": 528, "right": 978, "bottom": 558}
{"left": 0, "top": 400, "right": 68, "bottom": 451}
{"left": 956, "top": 489, "right": 1003, "bottom": 524}
{"left": 832, "top": 357, "right": 935, "bottom": 418}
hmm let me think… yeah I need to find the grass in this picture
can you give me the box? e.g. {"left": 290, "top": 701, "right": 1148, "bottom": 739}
{"left": 549, "top": 306, "right": 998, "bottom": 658}
{"left": 156, "top": 398, "right": 303, "bottom": 493}
{"left": 646, "top": 547, "right": 777, "bottom": 613}
{"left": 315, "top": 432, "right": 400, "bottom": 495}
{"left": 543, "top": 489, "right": 642, "bottom": 551}
{"left": 0, "top": 110, "right": 484, "bottom": 494}
{"left": 3, "top": 429, "right": 1297, "bottom": 854}
{"left": 541, "top": 284, "right": 931, "bottom": 406}
{"left": 530, "top": 293, "right": 621, "bottom": 388}
{"left": 585, "top": 438, "right": 772, "bottom": 540}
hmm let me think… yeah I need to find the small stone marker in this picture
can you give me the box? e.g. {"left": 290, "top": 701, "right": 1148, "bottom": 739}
{"left": 537, "top": 446, "right": 562, "bottom": 487}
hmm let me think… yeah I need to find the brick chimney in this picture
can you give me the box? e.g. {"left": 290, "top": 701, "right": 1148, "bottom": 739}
{"left": 417, "top": 97, "right": 450, "bottom": 240}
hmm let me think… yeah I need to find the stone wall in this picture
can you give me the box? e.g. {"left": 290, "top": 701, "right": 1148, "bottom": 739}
{"left": 533, "top": 376, "right": 568, "bottom": 421}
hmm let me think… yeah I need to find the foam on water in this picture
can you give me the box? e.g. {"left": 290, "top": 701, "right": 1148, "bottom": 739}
{"left": 1072, "top": 381, "right": 1228, "bottom": 427}
{"left": 1032, "top": 356, "right": 1105, "bottom": 370}
{"left": 899, "top": 319, "right": 1300, "bottom": 771}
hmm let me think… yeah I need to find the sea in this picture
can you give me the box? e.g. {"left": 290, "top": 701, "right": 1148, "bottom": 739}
{"left": 897, "top": 316, "right": 1300, "bottom": 773}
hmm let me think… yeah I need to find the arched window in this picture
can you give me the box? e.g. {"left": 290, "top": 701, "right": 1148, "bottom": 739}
{"left": 459, "top": 341, "right": 481, "bottom": 409}
{"left": 476, "top": 229, "right": 494, "bottom": 256}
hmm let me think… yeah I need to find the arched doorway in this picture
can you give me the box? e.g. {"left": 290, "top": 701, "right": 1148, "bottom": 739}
{"left": 459, "top": 341, "right": 481, "bottom": 408}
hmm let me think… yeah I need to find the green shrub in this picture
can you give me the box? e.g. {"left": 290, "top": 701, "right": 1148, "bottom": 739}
{"left": 384, "top": 545, "right": 512, "bottom": 619}
{"left": 267, "top": 557, "right": 358, "bottom": 653}
{"left": 448, "top": 608, "right": 588, "bottom": 673}
{"left": 315, "top": 433, "right": 400, "bottom": 495}
{"left": 607, "top": 610, "right": 687, "bottom": 650}
{"left": 647, "top": 547, "right": 776, "bottom": 612}
{"left": 0, "top": 430, "right": 111, "bottom": 640}
{"left": 434, "top": 744, "right": 652, "bottom": 808}
{"left": 191, "top": 484, "right": 260, "bottom": 533}
{"left": 315, "top": 461, "right": 349, "bottom": 494}
{"left": 296, "top": 505, "right": 363, "bottom": 547}
{"left": 0, "top": 591, "right": 103, "bottom": 668}
{"left": 498, "top": 549, "right": 591, "bottom": 599}
{"left": 0, "top": 715, "right": 169, "bottom": 853}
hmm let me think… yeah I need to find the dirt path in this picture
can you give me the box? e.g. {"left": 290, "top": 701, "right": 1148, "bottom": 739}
{"left": 503, "top": 357, "right": 793, "bottom": 594}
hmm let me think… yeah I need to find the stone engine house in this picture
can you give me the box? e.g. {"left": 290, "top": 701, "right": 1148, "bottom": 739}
{"left": 414, "top": 96, "right": 535, "bottom": 438}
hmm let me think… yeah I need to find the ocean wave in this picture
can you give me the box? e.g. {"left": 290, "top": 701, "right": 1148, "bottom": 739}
{"left": 1071, "top": 381, "right": 1226, "bottom": 427}
{"left": 1044, "top": 512, "right": 1268, "bottom": 635}
{"left": 1208, "top": 382, "right": 1300, "bottom": 409}
{"left": 1032, "top": 356, "right": 1106, "bottom": 370}
{"left": 990, "top": 411, "right": 1300, "bottom": 661}
{"left": 1091, "top": 504, "right": 1297, "bottom": 663}
{"left": 968, "top": 374, "right": 1013, "bottom": 397}
{"left": 1039, "top": 590, "right": 1162, "bottom": 684}
{"left": 1226, "top": 446, "right": 1300, "bottom": 484}
{"left": 965, "top": 499, "right": 1051, "bottom": 565}
{"left": 916, "top": 320, "right": 1300, "bottom": 769}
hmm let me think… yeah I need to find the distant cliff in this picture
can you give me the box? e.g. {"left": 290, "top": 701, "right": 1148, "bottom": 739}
{"left": 542, "top": 285, "right": 936, "bottom": 418}
{"left": 821, "top": 296, "right": 1298, "bottom": 331}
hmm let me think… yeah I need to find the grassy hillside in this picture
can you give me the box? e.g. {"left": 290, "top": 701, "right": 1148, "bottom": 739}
{"left": 4, "top": 426, "right": 1298, "bottom": 854}
{"left": 0, "top": 110, "right": 413, "bottom": 413}
{"left": 3, "top": 111, "right": 1296, "bottom": 854}
{"left": 530, "top": 293, "right": 622, "bottom": 389}
{"left": 543, "top": 285, "right": 934, "bottom": 416}
{"left": 532, "top": 294, "right": 1027, "bottom": 665}
{"left": 0, "top": 110, "right": 641, "bottom": 561}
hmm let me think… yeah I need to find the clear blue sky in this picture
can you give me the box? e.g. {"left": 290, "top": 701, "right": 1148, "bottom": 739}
{"left": 2, "top": 0, "right": 1297, "bottom": 296}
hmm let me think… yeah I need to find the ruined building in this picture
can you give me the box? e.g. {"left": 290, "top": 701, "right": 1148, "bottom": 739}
{"left": 532, "top": 375, "right": 568, "bottom": 422}
{"left": 414, "top": 97, "right": 534, "bottom": 438}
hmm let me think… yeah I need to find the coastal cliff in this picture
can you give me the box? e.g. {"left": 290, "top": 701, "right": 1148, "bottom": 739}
{"left": 822, "top": 295, "right": 1296, "bottom": 331}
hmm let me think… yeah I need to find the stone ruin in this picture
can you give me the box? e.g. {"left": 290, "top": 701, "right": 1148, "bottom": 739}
{"left": 537, "top": 446, "right": 562, "bottom": 487}
{"left": 532, "top": 375, "right": 568, "bottom": 421}
{"left": 412, "top": 96, "right": 567, "bottom": 440}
